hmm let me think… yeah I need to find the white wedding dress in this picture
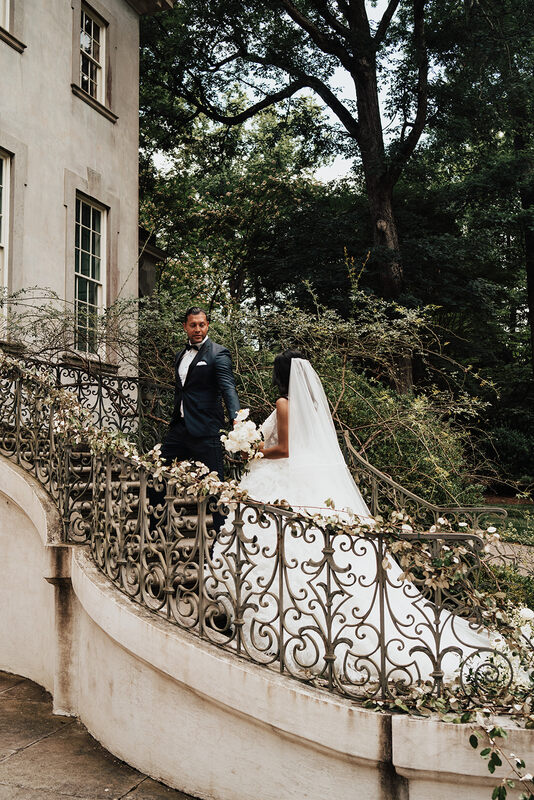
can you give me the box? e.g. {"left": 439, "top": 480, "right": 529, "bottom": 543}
{"left": 210, "top": 360, "right": 493, "bottom": 692}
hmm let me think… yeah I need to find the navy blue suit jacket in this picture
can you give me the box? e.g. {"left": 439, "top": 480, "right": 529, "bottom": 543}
{"left": 170, "top": 338, "right": 240, "bottom": 438}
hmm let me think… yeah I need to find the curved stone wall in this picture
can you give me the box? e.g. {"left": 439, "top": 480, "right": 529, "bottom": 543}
{"left": 1, "top": 455, "right": 532, "bottom": 800}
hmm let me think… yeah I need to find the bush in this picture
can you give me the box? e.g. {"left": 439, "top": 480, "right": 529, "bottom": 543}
{"left": 204, "top": 304, "right": 487, "bottom": 506}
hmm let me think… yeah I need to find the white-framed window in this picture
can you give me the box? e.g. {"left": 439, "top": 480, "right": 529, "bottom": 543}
{"left": 75, "top": 195, "right": 105, "bottom": 354}
{"left": 80, "top": 5, "right": 105, "bottom": 103}
{"left": 0, "top": 152, "right": 9, "bottom": 303}
{"left": 0, "top": 0, "right": 9, "bottom": 31}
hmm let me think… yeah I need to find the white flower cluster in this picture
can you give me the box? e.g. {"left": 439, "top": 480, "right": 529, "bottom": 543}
{"left": 488, "top": 604, "right": 534, "bottom": 690}
{"left": 511, "top": 605, "right": 534, "bottom": 643}
{"left": 220, "top": 408, "right": 263, "bottom": 459}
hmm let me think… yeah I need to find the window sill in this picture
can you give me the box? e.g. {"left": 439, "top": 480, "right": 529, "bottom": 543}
{"left": 71, "top": 84, "right": 118, "bottom": 124}
{"left": 0, "top": 339, "right": 27, "bottom": 357}
{"left": 0, "top": 26, "right": 26, "bottom": 53}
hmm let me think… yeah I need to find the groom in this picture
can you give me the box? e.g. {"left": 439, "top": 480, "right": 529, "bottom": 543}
{"left": 161, "top": 307, "right": 240, "bottom": 481}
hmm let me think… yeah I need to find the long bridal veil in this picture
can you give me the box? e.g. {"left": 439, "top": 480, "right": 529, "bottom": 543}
{"left": 210, "top": 357, "right": 492, "bottom": 690}
{"left": 285, "top": 358, "right": 373, "bottom": 520}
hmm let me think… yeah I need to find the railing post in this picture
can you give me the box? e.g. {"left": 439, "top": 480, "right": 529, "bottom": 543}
{"left": 90, "top": 453, "right": 100, "bottom": 551}
{"left": 117, "top": 459, "right": 128, "bottom": 572}
{"left": 377, "top": 533, "right": 388, "bottom": 699}
{"left": 161, "top": 473, "right": 176, "bottom": 619}
{"left": 61, "top": 443, "right": 72, "bottom": 538}
{"left": 137, "top": 464, "right": 149, "bottom": 608}
{"left": 197, "top": 495, "right": 207, "bottom": 638}
{"left": 14, "top": 375, "right": 21, "bottom": 466}
{"left": 232, "top": 500, "right": 243, "bottom": 656}
{"left": 430, "top": 538, "right": 444, "bottom": 696}
{"left": 278, "top": 512, "right": 284, "bottom": 673}
{"left": 323, "top": 524, "right": 336, "bottom": 692}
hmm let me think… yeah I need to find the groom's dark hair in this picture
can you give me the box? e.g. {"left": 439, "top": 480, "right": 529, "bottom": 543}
{"left": 273, "top": 350, "right": 306, "bottom": 397}
{"left": 183, "top": 306, "right": 209, "bottom": 323}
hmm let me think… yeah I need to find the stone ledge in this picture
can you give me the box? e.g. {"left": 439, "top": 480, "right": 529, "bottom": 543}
{"left": 71, "top": 84, "right": 118, "bottom": 123}
{"left": 0, "top": 456, "right": 63, "bottom": 547}
{"left": 71, "top": 547, "right": 388, "bottom": 767}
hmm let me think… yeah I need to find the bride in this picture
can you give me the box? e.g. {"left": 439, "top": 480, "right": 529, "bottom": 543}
{"left": 209, "top": 351, "right": 494, "bottom": 693}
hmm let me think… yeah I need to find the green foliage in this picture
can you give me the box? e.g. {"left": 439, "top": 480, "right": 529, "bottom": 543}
{"left": 137, "top": 0, "right": 534, "bottom": 489}
{"left": 477, "top": 564, "right": 534, "bottom": 612}
{"left": 500, "top": 508, "right": 534, "bottom": 548}
{"left": 134, "top": 290, "right": 489, "bottom": 506}
{"left": 469, "top": 722, "right": 534, "bottom": 800}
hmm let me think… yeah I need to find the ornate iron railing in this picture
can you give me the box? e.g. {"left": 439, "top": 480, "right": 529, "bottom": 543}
{"left": 0, "top": 356, "right": 531, "bottom": 703}
{"left": 342, "top": 432, "right": 508, "bottom": 531}
{"left": 90, "top": 452, "right": 528, "bottom": 700}
{"left": 7, "top": 355, "right": 173, "bottom": 450}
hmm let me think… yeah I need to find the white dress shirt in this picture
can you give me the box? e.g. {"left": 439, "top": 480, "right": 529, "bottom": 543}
{"left": 178, "top": 335, "right": 208, "bottom": 415}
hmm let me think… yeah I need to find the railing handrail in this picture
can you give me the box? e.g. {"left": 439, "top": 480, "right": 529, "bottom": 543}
{"left": 342, "top": 430, "right": 507, "bottom": 523}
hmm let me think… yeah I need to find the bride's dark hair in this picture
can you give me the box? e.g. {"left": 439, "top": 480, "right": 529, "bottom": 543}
{"left": 272, "top": 350, "right": 306, "bottom": 397}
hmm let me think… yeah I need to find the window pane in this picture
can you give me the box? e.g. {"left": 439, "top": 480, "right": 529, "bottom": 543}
{"left": 81, "top": 202, "right": 91, "bottom": 227}
{"left": 75, "top": 193, "right": 104, "bottom": 354}
{"left": 91, "top": 256, "right": 100, "bottom": 281}
{"left": 80, "top": 251, "right": 91, "bottom": 277}
{"left": 76, "top": 276, "right": 88, "bottom": 301}
{"left": 0, "top": 160, "right": 3, "bottom": 245}
{"left": 88, "top": 282, "right": 98, "bottom": 306}
{"left": 81, "top": 31, "right": 91, "bottom": 54}
{"left": 81, "top": 226, "right": 90, "bottom": 253}
{"left": 80, "top": 7, "right": 104, "bottom": 103}
{"left": 0, "top": 157, "right": 5, "bottom": 250}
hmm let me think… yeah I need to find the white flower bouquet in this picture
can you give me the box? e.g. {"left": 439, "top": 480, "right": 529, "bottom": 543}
{"left": 221, "top": 408, "right": 263, "bottom": 462}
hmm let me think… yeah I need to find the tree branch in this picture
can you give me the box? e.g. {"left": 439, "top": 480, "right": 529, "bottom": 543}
{"left": 388, "top": 0, "right": 428, "bottom": 183}
{"left": 373, "top": 0, "right": 401, "bottom": 47}
{"left": 180, "top": 77, "right": 309, "bottom": 125}
{"left": 278, "top": 0, "right": 354, "bottom": 72}
{"left": 303, "top": 74, "right": 360, "bottom": 138}
{"left": 234, "top": 47, "right": 361, "bottom": 139}
{"left": 348, "top": 0, "right": 371, "bottom": 35}
{"left": 306, "top": 0, "right": 353, "bottom": 42}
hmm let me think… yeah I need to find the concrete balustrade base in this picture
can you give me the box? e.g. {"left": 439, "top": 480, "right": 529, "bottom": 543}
{"left": 1, "top": 455, "right": 532, "bottom": 800}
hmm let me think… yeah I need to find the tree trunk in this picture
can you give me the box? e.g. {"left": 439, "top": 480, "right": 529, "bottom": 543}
{"left": 352, "top": 56, "right": 403, "bottom": 299}
{"left": 367, "top": 178, "right": 403, "bottom": 298}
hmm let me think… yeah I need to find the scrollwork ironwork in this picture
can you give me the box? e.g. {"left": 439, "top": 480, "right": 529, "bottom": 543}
{"left": 1, "top": 355, "right": 532, "bottom": 705}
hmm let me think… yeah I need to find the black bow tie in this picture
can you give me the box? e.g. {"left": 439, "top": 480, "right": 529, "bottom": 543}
{"left": 186, "top": 343, "right": 200, "bottom": 351}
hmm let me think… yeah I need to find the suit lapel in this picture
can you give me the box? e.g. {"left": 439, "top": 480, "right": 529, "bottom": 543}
{"left": 184, "top": 340, "right": 209, "bottom": 386}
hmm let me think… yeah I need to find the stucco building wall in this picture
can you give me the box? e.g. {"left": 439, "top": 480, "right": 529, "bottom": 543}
{"left": 0, "top": 0, "right": 143, "bottom": 359}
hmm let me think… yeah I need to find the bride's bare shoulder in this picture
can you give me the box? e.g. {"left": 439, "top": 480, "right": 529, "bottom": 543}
{"left": 275, "top": 396, "right": 288, "bottom": 414}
